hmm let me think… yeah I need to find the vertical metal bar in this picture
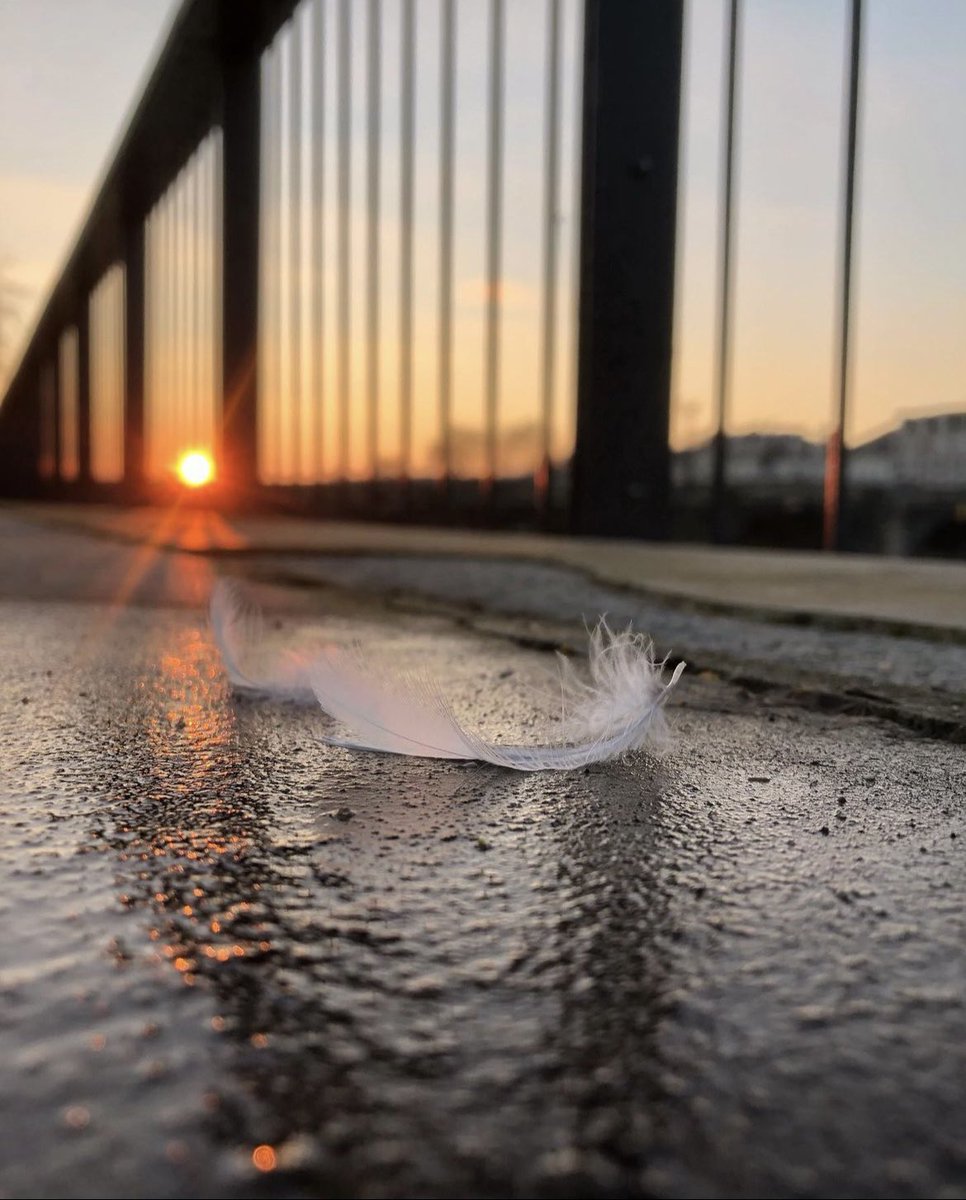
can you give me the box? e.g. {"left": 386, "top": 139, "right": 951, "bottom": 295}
{"left": 61, "top": 336, "right": 74, "bottom": 482}
{"left": 192, "top": 153, "right": 202, "bottom": 452}
{"left": 98, "top": 278, "right": 104, "bottom": 476}
{"left": 184, "top": 171, "right": 192, "bottom": 457}
{"left": 271, "top": 43, "right": 284, "bottom": 484}
{"left": 50, "top": 351, "right": 61, "bottom": 484}
{"left": 261, "top": 51, "right": 274, "bottom": 483}
{"left": 61, "top": 336, "right": 74, "bottom": 480}
{"left": 110, "top": 272, "right": 119, "bottom": 480}
{"left": 89, "top": 288, "right": 99, "bottom": 480}
{"left": 193, "top": 152, "right": 201, "bottom": 459}
{"left": 221, "top": 31, "right": 262, "bottom": 501}
{"left": 711, "top": 0, "right": 740, "bottom": 543}
{"left": 198, "top": 138, "right": 208, "bottom": 456}
{"left": 262, "top": 47, "right": 276, "bottom": 483}
{"left": 171, "top": 177, "right": 181, "bottom": 463}
{"left": 58, "top": 331, "right": 73, "bottom": 481}
{"left": 537, "top": 0, "right": 562, "bottom": 520}
{"left": 337, "top": 0, "right": 352, "bottom": 484}
{"left": 290, "top": 16, "right": 304, "bottom": 483}
{"left": 824, "top": 0, "right": 863, "bottom": 552}
{"left": 483, "top": 0, "right": 505, "bottom": 503}
{"left": 399, "top": 0, "right": 415, "bottom": 489}
{"left": 199, "top": 139, "right": 209, "bottom": 457}
{"left": 184, "top": 170, "right": 192, "bottom": 457}
{"left": 139, "top": 224, "right": 148, "bottom": 478}
{"left": 159, "top": 200, "right": 168, "bottom": 475}
{"left": 36, "top": 361, "right": 50, "bottom": 481}
{"left": 103, "top": 275, "right": 110, "bottom": 479}
{"left": 200, "top": 137, "right": 212, "bottom": 459}
{"left": 102, "top": 275, "right": 110, "bottom": 479}
{"left": 280, "top": 43, "right": 293, "bottom": 484}
{"left": 212, "top": 131, "right": 224, "bottom": 464}
{"left": 565, "top": 0, "right": 585, "bottom": 508}
{"left": 151, "top": 214, "right": 159, "bottom": 477}
{"left": 184, "top": 162, "right": 192, "bottom": 452}
{"left": 143, "top": 218, "right": 152, "bottom": 478}
{"left": 183, "top": 173, "right": 192, "bottom": 460}
{"left": 39, "top": 359, "right": 55, "bottom": 482}
{"left": 311, "top": 0, "right": 326, "bottom": 484}
{"left": 256, "top": 57, "right": 268, "bottom": 482}
{"left": 571, "top": 0, "right": 684, "bottom": 538}
{"left": 205, "top": 137, "right": 214, "bottom": 458}
{"left": 166, "top": 195, "right": 176, "bottom": 475}
{"left": 177, "top": 173, "right": 187, "bottom": 459}
{"left": 116, "top": 266, "right": 126, "bottom": 481}
{"left": 438, "top": 0, "right": 456, "bottom": 493}
{"left": 367, "top": 0, "right": 382, "bottom": 485}
{"left": 124, "top": 221, "right": 145, "bottom": 492}
{"left": 77, "top": 291, "right": 91, "bottom": 484}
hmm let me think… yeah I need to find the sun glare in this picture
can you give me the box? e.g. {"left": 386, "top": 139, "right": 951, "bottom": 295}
{"left": 177, "top": 451, "right": 214, "bottom": 488}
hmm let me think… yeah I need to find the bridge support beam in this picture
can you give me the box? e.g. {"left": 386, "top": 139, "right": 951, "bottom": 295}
{"left": 0, "top": 365, "right": 39, "bottom": 497}
{"left": 571, "top": 0, "right": 684, "bottom": 539}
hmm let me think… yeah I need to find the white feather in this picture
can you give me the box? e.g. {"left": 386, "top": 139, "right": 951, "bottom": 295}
{"left": 208, "top": 578, "right": 317, "bottom": 702}
{"left": 209, "top": 583, "right": 685, "bottom": 771}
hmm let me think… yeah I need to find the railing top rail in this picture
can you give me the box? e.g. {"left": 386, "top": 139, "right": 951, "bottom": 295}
{"left": 1, "top": 0, "right": 297, "bottom": 403}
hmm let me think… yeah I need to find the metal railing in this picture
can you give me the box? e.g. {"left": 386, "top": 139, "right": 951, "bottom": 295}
{"left": 253, "top": 0, "right": 589, "bottom": 520}
{"left": 0, "top": 0, "right": 683, "bottom": 538}
{"left": 709, "top": 0, "right": 864, "bottom": 552}
{"left": 10, "top": 1, "right": 954, "bottom": 556}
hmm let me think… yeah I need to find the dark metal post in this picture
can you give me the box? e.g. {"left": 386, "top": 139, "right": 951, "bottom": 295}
{"left": 124, "top": 224, "right": 145, "bottom": 492}
{"left": 220, "top": 38, "right": 261, "bottom": 502}
{"left": 824, "top": 0, "right": 863, "bottom": 552}
{"left": 571, "top": 0, "right": 684, "bottom": 539}
{"left": 711, "top": 0, "right": 740, "bottom": 543}
{"left": 0, "top": 347, "right": 42, "bottom": 495}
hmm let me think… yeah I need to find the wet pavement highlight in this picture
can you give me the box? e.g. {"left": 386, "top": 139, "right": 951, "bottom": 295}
{"left": 1, "top": 514, "right": 964, "bottom": 1198}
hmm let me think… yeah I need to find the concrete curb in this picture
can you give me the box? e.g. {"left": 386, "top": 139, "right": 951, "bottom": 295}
{"left": 9, "top": 500, "right": 966, "bottom": 640}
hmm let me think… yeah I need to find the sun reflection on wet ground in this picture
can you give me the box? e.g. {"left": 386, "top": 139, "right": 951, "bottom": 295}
{"left": 8, "top": 595, "right": 682, "bottom": 1196}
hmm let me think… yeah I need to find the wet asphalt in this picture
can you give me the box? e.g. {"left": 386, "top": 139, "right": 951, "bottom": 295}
{"left": 1, "top": 511, "right": 964, "bottom": 1199}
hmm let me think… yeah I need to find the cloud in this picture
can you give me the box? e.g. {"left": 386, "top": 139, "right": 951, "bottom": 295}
{"left": 456, "top": 276, "right": 537, "bottom": 314}
{"left": 0, "top": 172, "right": 90, "bottom": 265}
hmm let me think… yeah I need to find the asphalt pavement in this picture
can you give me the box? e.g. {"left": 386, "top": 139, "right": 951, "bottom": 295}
{"left": 1, "top": 508, "right": 964, "bottom": 1199}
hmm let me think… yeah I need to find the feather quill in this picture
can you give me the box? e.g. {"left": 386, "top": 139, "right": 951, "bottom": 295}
{"left": 209, "top": 582, "right": 685, "bottom": 772}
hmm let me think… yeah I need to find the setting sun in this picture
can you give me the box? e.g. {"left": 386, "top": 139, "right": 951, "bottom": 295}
{"left": 177, "top": 451, "right": 214, "bottom": 488}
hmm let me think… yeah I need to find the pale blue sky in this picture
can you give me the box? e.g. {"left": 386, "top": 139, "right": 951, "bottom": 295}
{"left": 2, "top": 0, "right": 964, "bottom": 450}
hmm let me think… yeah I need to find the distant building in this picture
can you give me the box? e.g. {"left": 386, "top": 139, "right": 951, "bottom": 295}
{"left": 851, "top": 412, "right": 966, "bottom": 490}
{"left": 673, "top": 411, "right": 966, "bottom": 493}
{"left": 672, "top": 432, "right": 825, "bottom": 489}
